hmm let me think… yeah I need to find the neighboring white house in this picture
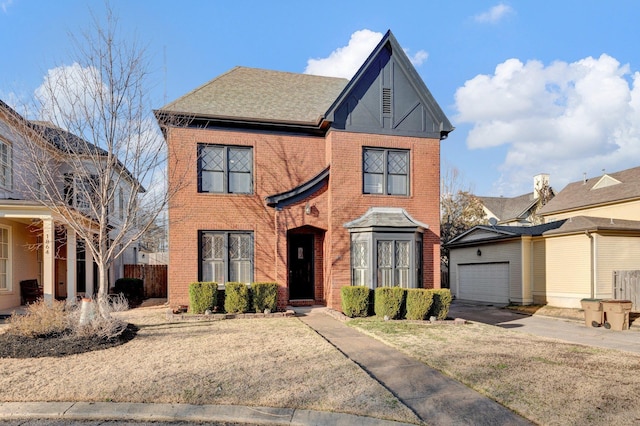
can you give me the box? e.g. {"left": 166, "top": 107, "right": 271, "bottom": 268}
{"left": 0, "top": 100, "right": 142, "bottom": 310}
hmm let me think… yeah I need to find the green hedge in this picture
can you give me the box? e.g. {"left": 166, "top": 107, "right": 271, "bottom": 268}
{"left": 189, "top": 282, "right": 218, "bottom": 314}
{"left": 429, "top": 289, "right": 453, "bottom": 320}
{"left": 114, "top": 278, "right": 144, "bottom": 305}
{"left": 374, "top": 287, "right": 406, "bottom": 319}
{"left": 252, "top": 282, "right": 278, "bottom": 313}
{"left": 341, "top": 286, "right": 371, "bottom": 318}
{"left": 405, "top": 289, "right": 434, "bottom": 320}
{"left": 224, "top": 282, "right": 251, "bottom": 313}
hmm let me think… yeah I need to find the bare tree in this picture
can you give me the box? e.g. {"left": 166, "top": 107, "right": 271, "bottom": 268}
{"left": 440, "top": 162, "right": 486, "bottom": 265}
{"left": 13, "top": 6, "right": 179, "bottom": 302}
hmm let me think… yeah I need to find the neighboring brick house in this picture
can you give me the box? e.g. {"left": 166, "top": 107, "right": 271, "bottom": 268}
{"left": 155, "top": 31, "right": 453, "bottom": 310}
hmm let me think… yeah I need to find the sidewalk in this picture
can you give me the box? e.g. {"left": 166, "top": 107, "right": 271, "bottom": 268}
{"left": 296, "top": 307, "right": 532, "bottom": 426}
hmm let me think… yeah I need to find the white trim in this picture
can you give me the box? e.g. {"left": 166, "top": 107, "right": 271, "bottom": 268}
{"left": 0, "top": 224, "right": 11, "bottom": 293}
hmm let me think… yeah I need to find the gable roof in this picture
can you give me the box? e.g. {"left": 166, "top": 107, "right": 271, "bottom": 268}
{"left": 539, "top": 166, "right": 640, "bottom": 216}
{"left": 325, "top": 30, "right": 454, "bottom": 140}
{"left": 158, "top": 66, "right": 348, "bottom": 127}
{"left": 446, "top": 221, "right": 566, "bottom": 247}
{"left": 478, "top": 193, "right": 537, "bottom": 223}
{"left": 156, "top": 31, "right": 452, "bottom": 139}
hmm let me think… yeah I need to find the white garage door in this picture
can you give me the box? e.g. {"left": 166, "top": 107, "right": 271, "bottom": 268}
{"left": 458, "top": 263, "right": 509, "bottom": 304}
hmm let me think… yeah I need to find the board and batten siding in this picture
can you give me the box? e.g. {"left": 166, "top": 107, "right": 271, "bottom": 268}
{"left": 545, "top": 234, "right": 591, "bottom": 308}
{"left": 595, "top": 234, "right": 640, "bottom": 298}
{"left": 450, "top": 239, "right": 523, "bottom": 303}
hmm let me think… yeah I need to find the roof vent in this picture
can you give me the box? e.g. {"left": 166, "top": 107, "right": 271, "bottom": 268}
{"left": 382, "top": 88, "right": 392, "bottom": 115}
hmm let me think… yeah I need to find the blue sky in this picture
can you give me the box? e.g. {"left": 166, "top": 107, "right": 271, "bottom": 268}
{"left": 2, "top": 0, "right": 640, "bottom": 196}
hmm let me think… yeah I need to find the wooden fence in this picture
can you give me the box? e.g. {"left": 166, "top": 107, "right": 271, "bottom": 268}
{"left": 124, "top": 264, "right": 168, "bottom": 298}
{"left": 613, "top": 270, "right": 640, "bottom": 312}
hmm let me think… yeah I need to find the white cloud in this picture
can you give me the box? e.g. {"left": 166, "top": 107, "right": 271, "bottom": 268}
{"left": 304, "top": 29, "right": 383, "bottom": 79}
{"left": 474, "top": 3, "right": 514, "bottom": 24}
{"left": 405, "top": 49, "right": 429, "bottom": 66}
{"left": 1, "top": 0, "right": 13, "bottom": 13}
{"left": 35, "top": 63, "right": 106, "bottom": 125}
{"left": 454, "top": 54, "right": 640, "bottom": 195}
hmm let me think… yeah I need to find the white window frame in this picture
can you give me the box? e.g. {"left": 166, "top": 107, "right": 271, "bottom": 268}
{"left": 0, "top": 139, "right": 13, "bottom": 190}
{"left": 0, "top": 225, "right": 12, "bottom": 292}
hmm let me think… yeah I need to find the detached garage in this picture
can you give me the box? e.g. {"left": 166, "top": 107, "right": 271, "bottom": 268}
{"left": 446, "top": 222, "right": 564, "bottom": 305}
{"left": 458, "top": 262, "right": 509, "bottom": 304}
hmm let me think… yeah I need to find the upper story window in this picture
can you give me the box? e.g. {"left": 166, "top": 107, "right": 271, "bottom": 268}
{"left": 64, "top": 174, "right": 97, "bottom": 211}
{"left": 118, "top": 187, "right": 124, "bottom": 220}
{"left": 198, "top": 144, "right": 253, "bottom": 194}
{"left": 363, "top": 148, "right": 409, "bottom": 196}
{"left": 0, "top": 140, "right": 13, "bottom": 189}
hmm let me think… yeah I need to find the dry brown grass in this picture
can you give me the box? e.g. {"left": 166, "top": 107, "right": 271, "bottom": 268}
{"left": 349, "top": 318, "right": 640, "bottom": 425}
{"left": 0, "top": 305, "right": 420, "bottom": 425}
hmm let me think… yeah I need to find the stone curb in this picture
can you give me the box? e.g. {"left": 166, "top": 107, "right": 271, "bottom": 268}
{"left": 0, "top": 402, "right": 417, "bottom": 426}
{"left": 166, "top": 309, "right": 296, "bottom": 322}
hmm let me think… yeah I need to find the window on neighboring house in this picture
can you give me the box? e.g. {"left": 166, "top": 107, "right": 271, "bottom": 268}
{"left": 363, "top": 148, "right": 409, "bottom": 195}
{"left": 118, "top": 187, "right": 124, "bottom": 220}
{"left": 0, "top": 226, "right": 11, "bottom": 292}
{"left": 198, "top": 144, "right": 253, "bottom": 194}
{"left": 64, "top": 174, "right": 98, "bottom": 211}
{"left": 0, "top": 140, "right": 12, "bottom": 189}
{"left": 200, "top": 231, "right": 253, "bottom": 284}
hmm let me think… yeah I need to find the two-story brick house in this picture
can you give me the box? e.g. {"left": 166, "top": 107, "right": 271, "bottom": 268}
{"left": 155, "top": 31, "right": 453, "bottom": 310}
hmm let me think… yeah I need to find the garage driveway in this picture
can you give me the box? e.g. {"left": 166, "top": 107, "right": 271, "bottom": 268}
{"left": 449, "top": 301, "right": 640, "bottom": 354}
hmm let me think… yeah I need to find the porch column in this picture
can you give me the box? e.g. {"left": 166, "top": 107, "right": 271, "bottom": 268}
{"left": 85, "top": 245, "right": 94, "bottom": 297}
{"left": 42, "top": 219, "right": 55, "bottom": 303}
{"left": 66, "top": 226, "right": 77, "bottom": 302}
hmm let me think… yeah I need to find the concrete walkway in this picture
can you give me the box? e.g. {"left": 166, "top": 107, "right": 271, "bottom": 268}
{"left": 448, "top": 301, "right": 640, "bottom": 354}
{"left": 296, "top": 307, "right": 532, "bottom": 426}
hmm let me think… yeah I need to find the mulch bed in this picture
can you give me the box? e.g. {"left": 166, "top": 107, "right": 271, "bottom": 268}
{"left": 0, "top": 324, "right": 138, "bottom": 359}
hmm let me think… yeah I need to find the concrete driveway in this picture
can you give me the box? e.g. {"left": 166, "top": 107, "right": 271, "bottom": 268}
{"left": 449, "top": 301, "right": 640, "bottom": 354}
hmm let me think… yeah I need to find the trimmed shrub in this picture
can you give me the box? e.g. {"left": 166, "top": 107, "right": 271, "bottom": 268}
{"left": 224, "top": 282, "right": 250, "bottom": 313}
{"left": 374, "top": 287, "right": 406, "bottom": 319}
{"left": 114, "top": 278, "right": 144, "bottom": 306}
{"left": 341, "top": 286, "right": 371, "bottom": 318}
{"left": 405, "top": 289, "right": 434, "bottom": 320}
{"left": 429, "top": 289, "right": 453, "bottom": 320}
{"left": 252, "top": 282, "right": 279, "bottom": 313}
{"left": 188, "top": 282, "right": 218, "bottom": 314}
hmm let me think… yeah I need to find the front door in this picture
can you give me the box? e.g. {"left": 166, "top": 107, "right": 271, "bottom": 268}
{"left": 288, "top": 234, "right": 314, "bottom": 300}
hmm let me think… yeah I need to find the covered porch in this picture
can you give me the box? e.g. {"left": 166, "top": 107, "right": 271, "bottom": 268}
{"left": 0, "top": 201, "right": 95, "bottom": 311}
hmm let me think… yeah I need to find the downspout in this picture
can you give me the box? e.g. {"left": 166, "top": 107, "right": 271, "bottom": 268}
{"left": 585, "top": 231, "right": 595, "bottom": 299}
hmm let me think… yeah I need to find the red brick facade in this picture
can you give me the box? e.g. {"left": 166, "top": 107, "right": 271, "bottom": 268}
{"left": 166, "top": 126, "right": 441, "bottom": 310}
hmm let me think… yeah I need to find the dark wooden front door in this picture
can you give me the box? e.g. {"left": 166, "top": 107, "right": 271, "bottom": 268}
{"left": 288, "top": 234, "right": 314, "bottom": 300}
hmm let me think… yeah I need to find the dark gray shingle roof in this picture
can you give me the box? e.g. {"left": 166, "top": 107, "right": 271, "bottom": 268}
{"left": 159, "top": 66, "right": 348, "bottom": 125}
{"left": 543, "top": 216, "right": 640, "bottom": 235}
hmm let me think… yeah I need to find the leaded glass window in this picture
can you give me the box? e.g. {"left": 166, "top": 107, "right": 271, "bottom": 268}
{"left": 363, "top": 148, "right": 408, "bottom": 196}
{"left": 200, "top": 231, "right": 253, "bottom": 284}
{"left": 351, "top": 240, "right": 369, "bottom": 287}
{"left": 199, "top": 145, "right": 252, "bottom": 194}
{"left": 377, "top": 240, "right": 394, "bottom": 287}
